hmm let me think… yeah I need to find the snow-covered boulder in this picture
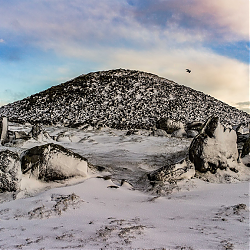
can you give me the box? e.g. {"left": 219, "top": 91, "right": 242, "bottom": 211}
{"left": 0, "top": 117, "right": 8, "bottom": 145}
{"left": 21, "top": 143, "right": 89, "bottom": 181}
{"left": 0, "top": 150, "right": 22, "bottom": 192}
{"left": 156, "top": 118, "right": 184, "bottom": 134}
{"left": 147, "top": 159, "right": 195, "bottom": 184}
{"left": 189, "top": 116, "right": 238, "bottom": 173}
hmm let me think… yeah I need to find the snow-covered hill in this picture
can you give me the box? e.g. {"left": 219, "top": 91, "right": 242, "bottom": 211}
{"left": 0, "top": 69, "right": 249, "bottom": 128}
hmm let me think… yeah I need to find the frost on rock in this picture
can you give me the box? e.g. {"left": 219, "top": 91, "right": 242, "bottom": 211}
{"left": 0, "top": 150, "right": 22, "bottom": 192}
{"left": 21, "top": 143, "right": 89, "bottom": 181}
{"left": 189, "top": 116, "right": 239, "bottom": 173}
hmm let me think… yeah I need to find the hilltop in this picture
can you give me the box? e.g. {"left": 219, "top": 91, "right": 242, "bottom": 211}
{"left": 0, "top": 69, "right": 249, "bottom": 128}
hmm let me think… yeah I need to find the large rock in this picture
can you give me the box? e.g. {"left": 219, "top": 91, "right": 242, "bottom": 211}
{"left": 0, "top": 117, "right": 8, "bottom": 145}
{"left": 21, "top": 143, "right": 89, "bottom": 181}
{"left": 0, "top": 150, "right": 22, "bottom": 192}
{"left": 189, "top": 116, "right": 238, "bottom": 173}
{"left": 147, "top": 159, "right": 195, "bottom": 184}
{"left": 156, "top": 118, "right": 184, "bottom": 134}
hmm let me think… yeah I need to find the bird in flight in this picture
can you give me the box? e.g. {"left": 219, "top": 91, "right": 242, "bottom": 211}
{"left": 186, "top": 69, "right": 191, "bottom": 73}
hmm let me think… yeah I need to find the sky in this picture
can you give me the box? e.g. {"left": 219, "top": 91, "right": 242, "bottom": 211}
{"left": 0, "top": 0, "right": 249, "bottom": 113}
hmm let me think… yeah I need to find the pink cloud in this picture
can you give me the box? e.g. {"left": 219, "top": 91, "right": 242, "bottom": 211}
{"left": 190, "top": 0, "right": 248, "bottom": 40}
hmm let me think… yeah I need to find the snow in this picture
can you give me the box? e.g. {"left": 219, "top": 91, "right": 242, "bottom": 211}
{"left": 0, "top": 123, "right": 249, "bottom": 249}
{"left": 44, "top": 149, "right": 88, "bottom": 177}
{"left": 203, "top": 122, "right": 238, "bottom": 169}
{"left": 0, "top": 178, "right": 249, "bottom": 249}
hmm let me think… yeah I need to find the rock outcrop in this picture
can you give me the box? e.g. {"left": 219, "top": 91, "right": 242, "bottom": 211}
{"left": 21, "top": 143, "right": 89, "bottom": 181}
{"left": 189, "top": 116, "right": 238, "bottom": 173}
{"left": 0, "top": 150, "right": 22, "bottom": 192}
{"left": 147, "top": 159, "right": 195, "bottom": 184}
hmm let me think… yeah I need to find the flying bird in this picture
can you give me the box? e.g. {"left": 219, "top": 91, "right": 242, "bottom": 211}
{"left": 186, "top": 69, "right": 191, "bottom": 73}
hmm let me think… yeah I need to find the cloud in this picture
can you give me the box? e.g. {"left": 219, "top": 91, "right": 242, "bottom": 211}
{"left": 0, "top": 39, "right": 4, "bottom": 43}
{"left": 235, "top": 101, "right": 250, "bottom": 114}
{"left": 129, "top": 0, "right": 249, "bottom": 42}
{"left": 0, "top": 0, "right": 248, "bottom": 54}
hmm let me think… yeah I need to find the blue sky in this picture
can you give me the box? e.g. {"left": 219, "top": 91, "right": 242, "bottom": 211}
{"left": 0, "top": 0, "right": 249, "bottom": 112}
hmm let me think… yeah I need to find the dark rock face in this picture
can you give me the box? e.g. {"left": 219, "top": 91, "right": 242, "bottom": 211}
{"left": 147, "top": 159, "right": 195, "bottom": 184}
{"left": 21, "top": 143, "right": 89, "bottom": 181}
{"left": 0, "top": 69, "right": 249, "bottom": 129}
{"left": 0, "top": 150, "right": 21, "bottom": 192}
{"left": 186, "top": 121, "right": 203, "bottom": 132}
{"left": 241, "top": 137, "right": 250, "bottom": 158}
{"left": 189, "top": 116, "right": 238, "bottom": 173}
{"left": 204, "top": 116, "right": 219, "bottom": 138}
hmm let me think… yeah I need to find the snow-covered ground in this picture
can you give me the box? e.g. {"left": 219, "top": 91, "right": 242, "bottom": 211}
{"left": 0, "top": 124, "right": 249, "bottom": 249}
